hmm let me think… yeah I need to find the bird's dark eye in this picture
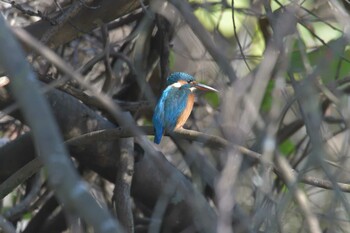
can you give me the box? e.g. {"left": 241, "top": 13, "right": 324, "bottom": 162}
{"left": 187, "top": 80, "right": 193, "bottom": 84}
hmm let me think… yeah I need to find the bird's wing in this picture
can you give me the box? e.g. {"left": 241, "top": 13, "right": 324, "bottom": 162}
{"left": 153, "top": 86, "right": 191, "bottom": 144}
{"left": 152, "top": 86, "right": 172, "bottom": 144}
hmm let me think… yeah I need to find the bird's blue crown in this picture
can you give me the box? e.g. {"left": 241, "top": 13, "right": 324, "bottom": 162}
{"left": 166, "top": 72, "right": 195, "bottom": 86}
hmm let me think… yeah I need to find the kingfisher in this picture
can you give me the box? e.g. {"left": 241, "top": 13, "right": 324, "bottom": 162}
{"left": 152, "top": 72, "right": 218, "bottom": 144}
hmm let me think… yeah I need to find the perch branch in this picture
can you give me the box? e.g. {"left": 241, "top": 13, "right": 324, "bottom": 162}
{"left": 66, "top": 126, "right": 350, "bottom": 194}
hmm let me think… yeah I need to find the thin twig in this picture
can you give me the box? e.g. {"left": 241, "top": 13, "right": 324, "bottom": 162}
{"left": 231, "top": 0, "right": 251, "bottom": 71}
{"left": 1, "top": 0, "right": 57, "bottom": 24}
{"left": 13, "top": 27, "right": 143, "bottom": 137}
{"left": 168, "top": 0, "right": 237, "bottom": 83}
{"left": 4, "top": 173, "right": 42, "bottom": 220}
{"left": 275, "top": 155, "right": 322, "bottom": 233}
{"left": 40, "top": 0, "right": 94, "bottom": 45}
{"left": 101, "top": 24, "right": 117, "bottom": 94}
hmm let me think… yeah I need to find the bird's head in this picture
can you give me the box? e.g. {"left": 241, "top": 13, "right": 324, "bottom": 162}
{"left": 166, "top": 72, "right": 218, "bottom": 92}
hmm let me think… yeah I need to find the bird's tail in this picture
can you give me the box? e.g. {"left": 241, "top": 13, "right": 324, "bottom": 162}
{"left": 154, "top": 135, "right": 161, "bottom": 144}
{"left": 154, "top": 127, "right": 164, "bottom": 144}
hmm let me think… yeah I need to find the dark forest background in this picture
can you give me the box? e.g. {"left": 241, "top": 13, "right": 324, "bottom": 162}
{"left": 1, "top": 0, "right": 350, "bottom": 233}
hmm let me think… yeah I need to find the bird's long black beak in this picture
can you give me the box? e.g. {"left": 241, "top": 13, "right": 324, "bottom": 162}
{"left": 194, "top": 82, "right": 218, "bottom": 92}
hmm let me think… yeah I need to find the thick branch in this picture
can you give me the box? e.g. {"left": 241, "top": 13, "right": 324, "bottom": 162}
{"left": 114, "top": 136, "right": 134, "bottom": 233}
{"left": 24, "top": 0, "right": 143, "bottom": 48}
{"left": 0, "top": 15, "right": 122, "bottom": 233}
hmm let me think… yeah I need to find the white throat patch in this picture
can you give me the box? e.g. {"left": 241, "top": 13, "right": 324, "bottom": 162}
{"left": 171, "top": 82, "right": 196, "bottom": 92}
{"left": 171, "top": 82, "right": 182, "bottom": 88}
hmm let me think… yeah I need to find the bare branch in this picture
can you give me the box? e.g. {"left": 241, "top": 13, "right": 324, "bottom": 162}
{"left": 0, "top": 158, "right": 42, "bottom": 199}
{"left": 275, "top": 155, "right": 322, "bottom": 233}
{"left": 114, "top": 114, "right": 135, "bottom": 233}
{"left": 24, "top": 0, "right": 144, "bottom": 48}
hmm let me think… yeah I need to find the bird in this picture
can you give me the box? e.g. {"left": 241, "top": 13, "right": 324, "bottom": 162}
{"left": 152, "top": 72, "right": 218, "bottom": 144}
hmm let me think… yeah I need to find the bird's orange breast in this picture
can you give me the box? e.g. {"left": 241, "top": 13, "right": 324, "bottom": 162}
{"left": 175, "top": 93, "right": 194, "bottom": 129}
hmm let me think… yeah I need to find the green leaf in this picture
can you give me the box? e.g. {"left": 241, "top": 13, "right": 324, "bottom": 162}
{"left": 204, "top": 92, "right": 220, "bottom": 108}
{"left": 23, "top": 212, "right": 32, "bottom": 220}
{"left": 192, "top": 0, "right": 248, "bottom": 38}
{"left": 261, "top": 80, "right": 275, "bottom": 112}
{"left": 289, "top": 38, "right": 350, "bottom": 82}
{"left": 279, "top": 139, "right": 295, "bottom": 156}
{"left": 169, "top": 49, "right": 175, "bottom": 70}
